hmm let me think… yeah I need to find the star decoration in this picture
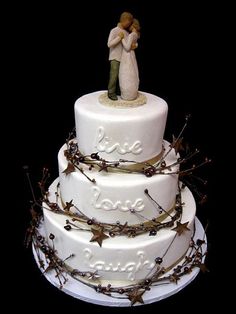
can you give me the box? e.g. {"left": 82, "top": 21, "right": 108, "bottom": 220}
{"left": 38, "top": 259, "right": 45, "bottom": 269}
{"left": 120, "top": 222, "right": 128, "bottom": 232}
{"left": 62, "top": 162, "right": 75, "bottom": 175}
{"left": 44, "top": 261, "right": 55, "bottom": 273}
{"left": 127, "top": 289, "right": 145, "bottom": 306}
{"left": 199, "top": 195, "right": 208, "bottom": 205}
{"left": 172, "top": 221, "right": 190, "bottom": 235}
{"left": 87, "top": 270, "right": 101, "bottom": 280}
{"left": 98, "top": 161, "right": 109, "bottom": 172}
{"left": 197, "top": 263, "right": 209, "bottom": 273}
{"left": 169, "top": 273, "right": 181, "bottom": 284}
{"left": 172, "top": 135, "right": 185, "bottom": 155}
{"left": 64, "top": 200, "right": 74, "bottom": 211}
{"left": 90, "top": 227, "right": 109, "bottom": 247}
{"left": 30, "top": 208, "right": 39, "bottom": 221}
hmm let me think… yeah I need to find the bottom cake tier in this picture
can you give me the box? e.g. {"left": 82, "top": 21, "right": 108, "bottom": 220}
{"left": 42, "top": 178, "right": 196, "bottom": 286}
{"left": 33, "top": 216, "right": 206, "bottom": 306}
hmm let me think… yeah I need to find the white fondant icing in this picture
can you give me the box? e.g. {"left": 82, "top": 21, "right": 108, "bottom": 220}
{"left": 75, "top": 91, "right": 168, "bottom": 162}
{"left": 58, "top": 141, "right": 179, "bottom": 224}
{"left": 95, "top": 126, "right": 143, "bottom": 155}
{"left": 43, "top": 179, "right": 196, "bottom": 285}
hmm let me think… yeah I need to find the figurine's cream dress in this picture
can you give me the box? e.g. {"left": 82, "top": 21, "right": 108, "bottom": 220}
{"left": 119, "top": 32, "right": 139, "bottom": 100}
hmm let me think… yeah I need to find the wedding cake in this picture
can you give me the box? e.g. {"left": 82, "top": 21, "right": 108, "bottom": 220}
{"left": 32, "top": 90, "right": 207, "bottom": 306}
{"left": 29, "top": 12, "right": 207, "bottom": 306}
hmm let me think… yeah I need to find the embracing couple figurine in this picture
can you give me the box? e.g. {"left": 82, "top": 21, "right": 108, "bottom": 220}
{"left": 107, "top": 12, "right": 140, "bottom": 101}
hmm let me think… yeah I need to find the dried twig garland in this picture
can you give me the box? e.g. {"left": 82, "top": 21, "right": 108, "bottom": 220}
{"left": 24, "top": 116, "right": 210, "bottom": 305}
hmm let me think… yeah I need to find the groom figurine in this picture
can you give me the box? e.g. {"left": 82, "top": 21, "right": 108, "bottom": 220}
{"left": 107, "top": 12, "right": 133, "bottom": 100}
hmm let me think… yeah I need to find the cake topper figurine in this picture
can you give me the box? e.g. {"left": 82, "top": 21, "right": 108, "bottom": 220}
{"left": 108, "top": 12, "right": 140, "bottom": 101}
{"left": 99, "top": 12, "right": 145, "bottom": 107}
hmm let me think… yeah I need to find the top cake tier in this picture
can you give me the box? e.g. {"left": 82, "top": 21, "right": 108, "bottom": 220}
{"left": 75, "top": 91, "right": 168, "bottom": 162}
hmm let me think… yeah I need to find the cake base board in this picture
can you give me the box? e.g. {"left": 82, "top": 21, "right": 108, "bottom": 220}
{"left": 32, "top": 217, "right": 206, "bottom": 307}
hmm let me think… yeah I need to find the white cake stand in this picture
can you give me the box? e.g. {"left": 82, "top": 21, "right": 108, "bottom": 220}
{"left": 32, "top": 217, "right": 206, "bottom": 307}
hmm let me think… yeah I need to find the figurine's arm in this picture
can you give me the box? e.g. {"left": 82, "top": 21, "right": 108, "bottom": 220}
{"left": 107, "top": 29, "right": 123, "bottom": 48}
{"left": 122, "top": 33, "right": 137, "bottom": 52}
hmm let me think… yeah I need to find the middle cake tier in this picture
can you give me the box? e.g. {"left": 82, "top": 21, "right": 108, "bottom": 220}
{"left": 58, "top": 141, "right": 179, "bottom": 225}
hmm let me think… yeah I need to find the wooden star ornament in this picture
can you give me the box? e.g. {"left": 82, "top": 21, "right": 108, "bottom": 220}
{"left": 44, "top": 261, "right": 55, "bottom": 274}
{"left": 90, "top": 227, "right": 109, "bottom": 247}
{"left": 199, "top": 195, "right": 208, "bottom": 205}
{"left": 172, "top": 221, "right": 190, "bottom": 235}
{"left": 198, "top": 263, "right": 209, "bottom": 273}
{"left": 62, "top": 162, "right": 75, "bottom": 175}
{"left": 64, "top": 200, "right": 74, "bottom": 211}
{"left": 98, "top": 161, "right": 109, "bottom": 172}
{"left": 127, "top": 289, "right": 145, "bottom": 306}
{"left": 88, "top": 270, "right": 101, "bottom": 280}
{"left": 169, "top": 273, "right": 181, "bottom": 284}
{"left": 172, "top": 135, "right": 185, "bottom": 155}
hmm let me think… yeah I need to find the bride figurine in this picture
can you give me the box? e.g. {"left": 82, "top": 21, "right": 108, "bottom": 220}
{"left": 119, "top": 19, "right": 140, "bottom": 101}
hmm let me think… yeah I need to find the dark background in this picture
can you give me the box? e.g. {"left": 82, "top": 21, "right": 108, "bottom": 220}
{"left": 8, "top": 0, "right": 227, "bottom": 311}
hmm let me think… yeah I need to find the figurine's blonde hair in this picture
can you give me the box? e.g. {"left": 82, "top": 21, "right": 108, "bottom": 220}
{"left": 120, "top": 12, "right": 133, "bottom": 22}
{"left": 132, "top": 19, "right": 141, "bottom": 32}
{"left": 132, "top": 19, "right": 141, "bottom": 37}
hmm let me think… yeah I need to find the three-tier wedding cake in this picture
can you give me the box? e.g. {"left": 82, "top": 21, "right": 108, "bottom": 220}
{"left": 44, "top": 91, "right": 193, "bottom": 279}
{"left": 32, "top": 90, "right": 207, "bottom": 306}
{"left": 30, "top": 13, "right": 207, "bottom": 306}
